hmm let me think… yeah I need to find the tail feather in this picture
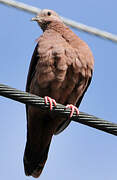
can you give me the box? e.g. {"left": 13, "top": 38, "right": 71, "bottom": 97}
{"left": 23, "top": 140, "right": 51, "bottom": 178}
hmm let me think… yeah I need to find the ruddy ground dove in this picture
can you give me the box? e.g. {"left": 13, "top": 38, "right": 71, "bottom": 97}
{"left": 24, "top": 9, "right": 94, "bottom": 178}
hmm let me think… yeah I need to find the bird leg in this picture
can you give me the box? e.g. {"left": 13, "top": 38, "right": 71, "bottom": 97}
{"left": 65, "top": 104, "right": 79, "bottom": 118}
{"left": 44, "top": 96, "right": 57, "bottom": 110}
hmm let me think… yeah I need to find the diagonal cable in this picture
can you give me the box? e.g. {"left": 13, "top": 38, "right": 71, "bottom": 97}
{"left": 0, "top": 83, "right": 117, "bottom": 136}
{"left": 0, "top": 0, "right": 117, "bottom": 43}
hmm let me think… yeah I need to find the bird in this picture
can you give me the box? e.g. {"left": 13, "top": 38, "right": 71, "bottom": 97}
{"left": 23, "top": 9, "right": 94, "bottom": 178}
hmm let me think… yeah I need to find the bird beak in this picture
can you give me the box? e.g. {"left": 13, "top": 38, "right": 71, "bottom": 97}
{"left": 31, "top": 16, "right": 40, "bottom": 21}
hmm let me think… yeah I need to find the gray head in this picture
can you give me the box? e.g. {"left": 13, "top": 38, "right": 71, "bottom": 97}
{"left": 31, "top": 9, "right": 63, "bottom": 31}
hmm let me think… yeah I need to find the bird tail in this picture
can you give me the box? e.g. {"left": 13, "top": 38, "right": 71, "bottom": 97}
{"left": 23, "top": 138, "right": 51, "bottom": 178}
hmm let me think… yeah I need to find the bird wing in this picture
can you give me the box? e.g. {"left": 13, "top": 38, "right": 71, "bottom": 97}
{"left": 26, "top": 43, "right": 39, "bottom": 92}
{"left": 24, "top": 32, "right": 71, "bottom": 177}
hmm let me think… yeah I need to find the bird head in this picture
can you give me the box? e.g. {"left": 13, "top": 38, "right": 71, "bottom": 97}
{"left": 31, "top": 9, "right": 63, "bottom": 31}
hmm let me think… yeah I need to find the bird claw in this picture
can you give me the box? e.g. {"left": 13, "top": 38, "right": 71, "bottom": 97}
{"left": 44, "top": 96, "right": 57, "bottom": 110}
{"left": 65, "top": 104, "right": 79, "bottom": 118}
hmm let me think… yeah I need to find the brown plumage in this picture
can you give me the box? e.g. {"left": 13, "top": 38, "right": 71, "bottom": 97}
{"left": 24, "top": 9, "right": 94, "bottom": 178}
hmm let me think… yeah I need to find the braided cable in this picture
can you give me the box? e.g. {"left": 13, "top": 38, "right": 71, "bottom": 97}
{"left": 0, "top": 83, "right": 117, "bottom": 136}
{"left": 0, "top": 0, "right": 117, "bottom": 43}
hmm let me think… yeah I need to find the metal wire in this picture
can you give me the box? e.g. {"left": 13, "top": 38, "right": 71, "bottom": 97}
{"left": 0, "top": 83, "right": 117, "bottom": 136}
{"left": 0, "top": 0, "right": 117, "bottom": 43}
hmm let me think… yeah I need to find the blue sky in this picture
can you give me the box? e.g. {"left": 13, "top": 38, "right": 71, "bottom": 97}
{"left": 0, "top": 0, "right": 117, "bottom": 179}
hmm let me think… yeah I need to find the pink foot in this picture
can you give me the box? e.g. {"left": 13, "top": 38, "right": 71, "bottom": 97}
{"left": 44, "top": 96, "right": 57, "bottom": 110}
{"left": 65, "top": 104, "right": 79, "bottom": 118}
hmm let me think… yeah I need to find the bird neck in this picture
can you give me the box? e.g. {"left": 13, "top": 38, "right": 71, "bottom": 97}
{"left": 46, "top": 21, "right": 78, "bottom": 43}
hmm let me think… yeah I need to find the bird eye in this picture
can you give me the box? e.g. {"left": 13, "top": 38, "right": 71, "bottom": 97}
{"left": 47, "top": 11, "right": 51, "bottom": 16}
